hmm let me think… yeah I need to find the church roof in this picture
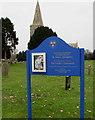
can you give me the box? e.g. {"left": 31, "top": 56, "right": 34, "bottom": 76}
{"left": 68, "top": 42, "right": 78, "bottom": 48}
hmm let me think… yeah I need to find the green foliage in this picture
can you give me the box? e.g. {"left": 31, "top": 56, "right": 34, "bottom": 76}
{"left": 28, "top": 26, "right": 57, "bottom": 50}
{"left": 0, "top": 19, "right": 2, "bottom": 60}
{"left": 92, "top": 50, "right": 95, "bottom": 60}
{"left": 2, "top": 60, "right": 94, "bottom": 119}
{"left": 17, "top": 51, "right": 26, "bottom": 62}
{"left": 1, "top": 17, "right": 19, "bottom": 59}
{"left": 84, "top": 49, "right": 93, "bottom": 60}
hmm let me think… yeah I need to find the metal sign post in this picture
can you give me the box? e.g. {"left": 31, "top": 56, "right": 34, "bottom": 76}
{"left": 80, "top": 49, "right": 84, "bottom": 119}
{"left": 26, "top": 51, "right": 32, "bottom": 119}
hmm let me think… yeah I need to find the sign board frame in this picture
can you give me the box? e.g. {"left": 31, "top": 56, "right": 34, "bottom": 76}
{"left": 26, "top": 36, "right": 84, "bottom": 119}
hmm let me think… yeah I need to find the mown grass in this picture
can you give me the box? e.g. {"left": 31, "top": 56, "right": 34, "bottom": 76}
{"left": 2, "top": 63, "right": 27, "bottom": 118}
{"left": 0, "top": 64, "right": 2, "bottom": 118}
{"left": 2, "top": 60, "right": 94, "bottom": 119}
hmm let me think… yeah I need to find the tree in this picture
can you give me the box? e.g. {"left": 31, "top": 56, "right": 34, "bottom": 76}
{"left": 0, "top": 19, "right": 2, "bottom": 60}
{"left": 92, "top": 50, "right": 95, "bottom": 60}
{"left": 28, "top": 26, "right": 57, "bottom": 50}
{"left": 17, "top": 51, "right": 26, "bottom": 62}
{"left": 84, "top": 49, "right": 93, "bottom": 60}
{"left": 1, "top": 17, "right": 19, "bottom": 59}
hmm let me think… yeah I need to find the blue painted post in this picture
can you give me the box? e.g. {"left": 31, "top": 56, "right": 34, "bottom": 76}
{"left": 80, "top": 49, "right": 84, "bottom": 119}
{"left": 26, "top": 50, "right": 32, "bottom": 119}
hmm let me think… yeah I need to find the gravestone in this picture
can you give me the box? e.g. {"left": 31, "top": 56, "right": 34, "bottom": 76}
{"left": 26, "top": 36, "right": 84, "bottom": 119}
{"left": 2, "top": 62, "right": 9, "bottom": 77}
{"left": 65, "top": 76, "right": 71, "bottom": 90}
{"left": 88, "top": 65, "right": 91, "bottom": 75}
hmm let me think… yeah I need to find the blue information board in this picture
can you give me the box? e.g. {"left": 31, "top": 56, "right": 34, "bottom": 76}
{"left": 26, "top": 36, "right": 84, "bottom": 119}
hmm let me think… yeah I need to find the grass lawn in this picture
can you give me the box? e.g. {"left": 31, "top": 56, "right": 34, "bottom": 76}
{"left": 2, "top": 60, "right": 94, "bottom": 119}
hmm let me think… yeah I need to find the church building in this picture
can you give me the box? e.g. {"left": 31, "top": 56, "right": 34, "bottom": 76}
{"left": 30, "top": 1, "right": 43, "bottom": 37}
{"left": 30, "top": 1, "right": 78, "bottom": 48}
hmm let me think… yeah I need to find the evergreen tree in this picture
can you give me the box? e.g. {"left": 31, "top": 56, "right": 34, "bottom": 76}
{"left": 1, "top": 17, "right": 19, "bottom": 59}
{"left": 84, "top": 49, "right": 93, "bottom": 60}
{"left": 17, "top": 51, "right": 26, "bottom": 62}
{"left": 0, "top": 19, "right": 2, "bottom": 60}
{"left": 28, "top": 26, "right": 57, "bottom": 50}
{"left": 93, "top": 50, "right": 95, "bottom": 60}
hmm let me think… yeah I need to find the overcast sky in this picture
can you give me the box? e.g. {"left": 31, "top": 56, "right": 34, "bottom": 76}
{"left": 1, "top": 0, "right": 94, "bottom": 52}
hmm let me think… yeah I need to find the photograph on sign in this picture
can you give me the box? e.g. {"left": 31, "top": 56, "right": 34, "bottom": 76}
{"left": 32, "top": 53, "right": 46, "bottom": 72}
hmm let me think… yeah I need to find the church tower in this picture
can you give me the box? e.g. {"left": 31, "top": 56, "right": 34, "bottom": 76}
{"left": 30, "top": 1, "right": 43, "bottom": 37}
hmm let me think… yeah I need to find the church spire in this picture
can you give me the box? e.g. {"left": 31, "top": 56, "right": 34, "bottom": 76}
{"left": 30, "top": 1, "right": 43, "bottom": 37}
{"left": 33, "top": 0, "right": 43, "bottom": 25}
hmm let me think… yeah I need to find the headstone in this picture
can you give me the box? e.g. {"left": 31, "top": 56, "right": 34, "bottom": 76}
{"left": 88, "top": 65, "right": 91, "bottom": 75}
{"left": 2, "top": 62, "right": 9, "bottom": 77}
{"left": 65, "top": 76, "right": 71, "bottom": 90}
{"left": 10, "top": 49, "right": 18, "bottom": 63}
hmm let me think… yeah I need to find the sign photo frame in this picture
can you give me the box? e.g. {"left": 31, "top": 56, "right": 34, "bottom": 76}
{"left": 32, "top": 53, "right": 46, "bottom": 72}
